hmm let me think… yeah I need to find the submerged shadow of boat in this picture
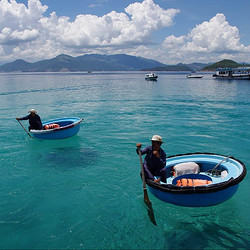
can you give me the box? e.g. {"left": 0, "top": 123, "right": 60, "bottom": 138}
{"left": 30, "top": 117, "right": 83, "bottom": 140}
{"left": 146, "top": 153, "right": 246, "bottom": 207}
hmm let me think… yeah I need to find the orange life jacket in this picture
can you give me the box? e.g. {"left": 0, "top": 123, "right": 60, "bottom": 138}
{"left": 176, "top": 178, "right": 212, "bottom": 187}
{"left": 44, "top": 123, "right": 60, "bottom": 130}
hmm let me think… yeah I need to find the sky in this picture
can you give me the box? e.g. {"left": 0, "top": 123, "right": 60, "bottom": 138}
{"left": 0, "top": 0, "right": 250, "bottom": 65}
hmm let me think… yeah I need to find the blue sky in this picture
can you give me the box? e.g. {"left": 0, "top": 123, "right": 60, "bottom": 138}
{"left": 0, "top": 0, "right": 250, "bottom": 65}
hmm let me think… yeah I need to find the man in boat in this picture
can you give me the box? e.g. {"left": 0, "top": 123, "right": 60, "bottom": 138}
{"left": 16, "top": 109, "right": 43, "bottom": 131}
{"left": 136, "top": 135, "right": 167, "bottom": 183}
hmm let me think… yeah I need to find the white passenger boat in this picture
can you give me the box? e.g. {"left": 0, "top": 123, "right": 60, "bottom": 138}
{"left": 213, "top": 67, "right": 250, "bottom": 80}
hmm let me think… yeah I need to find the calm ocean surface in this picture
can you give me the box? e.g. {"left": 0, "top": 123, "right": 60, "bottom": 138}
{"left": 0, "top": 72, "right": 249, "bottom": 249}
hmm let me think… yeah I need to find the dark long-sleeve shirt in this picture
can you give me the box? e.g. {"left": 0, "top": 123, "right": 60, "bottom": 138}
{"left": 20, "top": 114, "right": 43, "bottom": 130}
{"left": 139, "top": 145, "right": 166, "bottom": 174}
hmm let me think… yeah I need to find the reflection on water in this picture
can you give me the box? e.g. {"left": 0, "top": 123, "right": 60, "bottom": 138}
{"left": 43, "top": 146, "right": 98, "bottom": 170}
{"left": 163, "top": 221, "right": 249, "bottom": 249}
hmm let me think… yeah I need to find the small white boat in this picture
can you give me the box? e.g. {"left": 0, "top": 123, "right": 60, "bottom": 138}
{"left": 145, "top": 73, "right": 158, "bottom": 81}
{"left": 213, "top": 67, "right": 250, "bottom": 80}
{"left": 186, "top": 73, "right": 203, "bottom": 78}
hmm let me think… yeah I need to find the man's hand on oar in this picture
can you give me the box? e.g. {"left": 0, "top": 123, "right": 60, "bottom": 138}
{"left": 16, "top": 119, "right": 32, "bottom": 138}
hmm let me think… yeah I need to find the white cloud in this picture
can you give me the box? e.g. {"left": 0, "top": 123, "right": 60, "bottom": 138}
{"left": 160, "top": 13, "right": 250, "bottom": 64}
{"left": 0, "top": 0, "right": 48, "bottom": 59}
{"left": 0, "top": 0, "right": 249, "bottom": 65}
{"left": 0, "top": 0, "right": 47, "bottom": 30}
{"left": 185, "top": 14, "right": 244, "bottom": 53}
{"left": 125, "top": 0, "right": 179, "bottom": 30}
{"left": 0, "top": 27, "right": 39, "bottom": 44}
{"left": 39, "top": 0, "right": 179, "bottom": 48}
{"left": 0, "top": 0, "right": 180, "bottom": 62}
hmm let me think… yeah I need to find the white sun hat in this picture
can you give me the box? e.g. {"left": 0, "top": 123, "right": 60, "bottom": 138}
{"left": 151, "top": 135, "right": 163, "bottom": 143}
{"left": 28, "top": 109, "right": 38, "bottom": 113}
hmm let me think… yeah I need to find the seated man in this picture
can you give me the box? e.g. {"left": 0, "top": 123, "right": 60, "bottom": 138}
{"left": 16, "top": 109, "right": 43, "bottom": 131}
{"left": 137, "top": 135, "right": 167, "bottom": 183}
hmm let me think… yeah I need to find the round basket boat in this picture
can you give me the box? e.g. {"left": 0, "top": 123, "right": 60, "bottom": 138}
{"left": 146, "top": 153, "right": 246, "bottom": 207}
{"left": 30, "top": 117, "right": 83, "bottom": 140}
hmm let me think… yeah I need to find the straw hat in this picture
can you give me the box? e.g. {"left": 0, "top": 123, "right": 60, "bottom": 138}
{"left": 151, "top": 135, "right": 163, "bottom": 143}
{"left": 28, "top": 109, "right": 38, "bottom": 114}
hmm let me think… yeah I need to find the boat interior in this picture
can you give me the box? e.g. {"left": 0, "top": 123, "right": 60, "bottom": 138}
{"left": 163, "top": 161, "right": 231, "bottom": 185}
{"left": 56, "top": 120, "right": 74, "bottom": 127}
{"left": 43, "top": 120, "right": 74, "bottom": 128}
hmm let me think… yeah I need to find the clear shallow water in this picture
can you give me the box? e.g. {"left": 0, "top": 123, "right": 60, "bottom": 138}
{"left": 0, "top": 72, "right": 249, "bottom": 249}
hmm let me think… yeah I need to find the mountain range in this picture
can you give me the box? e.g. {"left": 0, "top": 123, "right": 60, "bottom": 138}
{"left": 0, "top": 54, "right": 247, "bottom": 73}
{"left": 0, "top": 54, "right": 209, "bottom": 72}
{"left": 0, "top": 54, "right": 163, "bottom": 72}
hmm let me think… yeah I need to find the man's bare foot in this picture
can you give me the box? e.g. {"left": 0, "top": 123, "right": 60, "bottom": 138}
{"left": 154, "top": 178, "right": 160, "bottom": 183}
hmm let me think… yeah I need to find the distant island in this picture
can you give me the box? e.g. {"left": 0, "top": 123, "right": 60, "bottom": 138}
{"left": 0, "top": 54, "right": 248, "bottom": 73}
{"left": 202, "top": 59, "right": 250, "bottom": 71}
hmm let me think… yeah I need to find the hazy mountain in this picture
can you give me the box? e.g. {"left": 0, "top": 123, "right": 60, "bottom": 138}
{"left": 143, "top": 63, "right": 192, "bottom": 71}
{"left": 142, "top": 62, "right": 212, "bottom": 71}
{"left": 1, "top": 54, "right": 245, "bottom": 73}
{"left": 0, "top": 54, "right": 166, "bottom": 72}
{"left": 75, "top": 54, "right": 165, "bottom": 71}
{"left": 187, "top": 62, "right": 211, "bottom": 71}
{"left": 0, "top": 59, "right": 32, "bottom": 72}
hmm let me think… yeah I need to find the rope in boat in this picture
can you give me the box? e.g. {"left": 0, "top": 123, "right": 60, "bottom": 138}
{"left": 206, "top": 156, "right": 231, "bottom": 176}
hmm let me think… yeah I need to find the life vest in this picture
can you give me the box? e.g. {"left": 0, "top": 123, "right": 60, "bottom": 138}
{"left": 44, "top": 123, "right": 60, "bottom": 130}
{"left": 176, "top": 178, "right": 212, "bottom": 187}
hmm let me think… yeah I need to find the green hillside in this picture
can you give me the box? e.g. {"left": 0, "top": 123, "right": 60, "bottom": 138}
{"left": 203, "top": 59, "right": 249, "bottom": 71}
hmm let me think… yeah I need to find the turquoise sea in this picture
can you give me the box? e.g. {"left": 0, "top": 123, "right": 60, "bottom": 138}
{"left": 0, "top": 72, "right": 249, "bottom": 249}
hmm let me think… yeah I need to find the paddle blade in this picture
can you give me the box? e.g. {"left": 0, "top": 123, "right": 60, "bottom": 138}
{"left": 143, "top": 189, "right": 157, "bottom": 225}
{"left": 145, "top": 200, "right": 157, "bottom": 226}
{"left": 143, "top": 189, "right": 151, "bottom": 204}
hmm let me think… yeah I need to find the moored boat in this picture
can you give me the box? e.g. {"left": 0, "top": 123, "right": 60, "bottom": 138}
{"left": 145, "top": 73, "right": 158, "bottom": 81}
{"left": 186, "top": 73, "right": 203, "bottom": 78}
{"left": 146, "top": 153, "right": 246, "bottom": 207}
{"left": 213, "top": 67, "right": 250, "bottom": 80}
{"left": 30, "top": 117, "right": 83, "bottom": 140}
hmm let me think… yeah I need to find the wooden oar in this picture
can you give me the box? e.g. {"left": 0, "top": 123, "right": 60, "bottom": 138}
{"left": 137, "top": 145, "right": 151, "bottom": 204}
{"left": 17, "top": 120, "right": 32, "bottom": 138}
{"left": 137, "top": 145, "right": 157, "bottom": 225}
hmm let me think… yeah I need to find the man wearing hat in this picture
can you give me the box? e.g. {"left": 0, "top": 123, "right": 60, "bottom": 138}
{"left": 136, "top": 135, "right": 167, "bottom": 183}
{"left": 16, "top": 109, "right": 43, "bottom": 131}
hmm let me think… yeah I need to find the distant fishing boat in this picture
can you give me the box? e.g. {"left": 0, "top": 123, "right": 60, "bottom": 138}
{"left": 213, "top": 67, "right": 250, "bottom": 80}
{"left": 146, "top": 153, "right": 246, "bottom": 207}
{"left": 145, "top": 73, "right": 158, "bottom": 81}
{"left": 30, "top": 117, "right": 83, "bottom": 140}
